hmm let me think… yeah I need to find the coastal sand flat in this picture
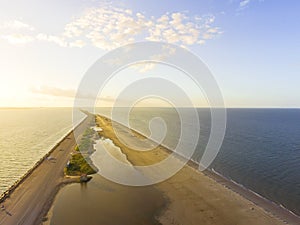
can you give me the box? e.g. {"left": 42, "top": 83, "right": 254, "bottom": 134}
{"left": 96, "top": 115, "right": 286, "bottom": 225}
{"left": 1, "top": 113, "right": 295, "bottom": 225}
{"left": 45, "top": 175, "right": 166, "bottom": 225}
{"left": 0, "top": 116, "right": 90, "bottom": 225}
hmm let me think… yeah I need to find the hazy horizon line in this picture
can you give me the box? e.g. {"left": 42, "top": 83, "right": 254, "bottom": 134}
{"left": 0, "top": 106, "right": 299, "bottom": 109}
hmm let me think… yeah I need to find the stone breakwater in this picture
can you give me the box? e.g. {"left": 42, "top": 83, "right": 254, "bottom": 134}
{"left": 0, "top": 118, "right": 86, "bottom": 204}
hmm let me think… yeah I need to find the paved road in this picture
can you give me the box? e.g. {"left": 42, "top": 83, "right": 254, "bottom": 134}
{"left": 0, "top": 116, "right": 90, "bottom": 225}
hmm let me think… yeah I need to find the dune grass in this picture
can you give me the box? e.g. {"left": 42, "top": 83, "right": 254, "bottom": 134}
{"left": 64, "top": 152, "right": 97, "bottom": 176}
{"left": 65, "top": 127, "right": 98, "bottom": 176}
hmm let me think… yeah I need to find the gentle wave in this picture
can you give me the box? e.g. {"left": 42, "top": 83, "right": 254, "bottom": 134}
{"left": 96, "top": 107, "right": 300, "bottom": 217}
{"left": 0, "top": 108, "right": 85, "bottom": 194}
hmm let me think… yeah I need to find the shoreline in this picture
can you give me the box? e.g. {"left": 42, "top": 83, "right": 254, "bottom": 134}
{"left": 206, "top": 168, "right": 300, "bottom": 224}
{"left": 4, "top": 111, "right": 298, "bottom": 224}
{"left": 187, "top": 161, "right": 300, "bottom": 225}
{"left": 108, "top": 117, "right": 300, "bottom": 220}
{"left": 98, "top": 115, "right": 300, "bottom": 223}
{"left": 110, "top": 118, "right": 299, "bottom": 220}
{"left": 0, "top": 124, "right": 79, "bottom": 204}
{"left": 94, "top": 114, "right": 299, "bottom": 225}
{"left": 0, "top": 113, "right": 88, "bottom": 202}
{"left": 0, "top": 114, "right": 91, "bottom": 225}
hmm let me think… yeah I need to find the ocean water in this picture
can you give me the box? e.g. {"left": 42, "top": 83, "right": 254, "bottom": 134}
{"left": 97, "top": 107, "right": 300, "bottom": 216}
{"left": 0, "top": 108, "right": 77, "bottom": 194}
{"left": 1, "top": 107, "right": 299, "bottom": 219}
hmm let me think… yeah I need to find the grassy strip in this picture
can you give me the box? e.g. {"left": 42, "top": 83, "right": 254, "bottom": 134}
{"left": 65, "top": 127, "right": 98, "bottom": 176}
{"left": 75, "top": 128, "right": 94, "bottom": 153}
{"left": 64, "top": 152, "right": 97, "bottom": 176}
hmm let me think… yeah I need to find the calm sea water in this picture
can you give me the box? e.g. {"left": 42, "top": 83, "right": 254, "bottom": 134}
{"left": 1, "top": 108, "right": 299, "bottom": 219}
{"left": 0, "top": 108, "right": 77, "bottom": 194}
{"left": 98, "top": 108, "right": 300, "bottom": 216}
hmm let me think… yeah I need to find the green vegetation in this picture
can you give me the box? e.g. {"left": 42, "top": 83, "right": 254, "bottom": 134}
{"left": 65, "top": 127, "right": 98, "bottom": 176}
{"left": 75, "top": 127, "right": 95, "bottom": 153}
{"left": 65, "top": 152, "right": 97, "bottom": 176}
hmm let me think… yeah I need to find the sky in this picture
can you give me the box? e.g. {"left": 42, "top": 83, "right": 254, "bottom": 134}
{"left": 0, "top": 0, "right": 299, "bottom": 108}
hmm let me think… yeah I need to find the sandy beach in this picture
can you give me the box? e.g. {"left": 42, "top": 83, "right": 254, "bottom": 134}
{"left": 92, "top": 115, "right": 296, "bottom": 225}
{"left": 0, "top": 115, "right": 91, "bottom": 225}
{"left": 1, "top": 113, "right": 299, "bottom": 225}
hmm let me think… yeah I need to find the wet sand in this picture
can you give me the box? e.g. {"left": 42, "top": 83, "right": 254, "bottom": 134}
{"left": 45, "top": 175, "right": 166, "bottom": 225}
{"left": 93, "top": 115, "right": 291, "bottom": 225}
{"left": 0, "top": 115, "right": 91, "bottom": 225}
{"left": 2, "top": 112, "right": 298, "bottom": 225}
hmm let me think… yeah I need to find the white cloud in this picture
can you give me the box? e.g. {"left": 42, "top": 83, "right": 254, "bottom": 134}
{"left": 0, "top": 20, "right": 35, "bottom": 31}
{"left": 1, "top": 34, "right": 34, "bottom": 44}
{"left": 36, "top": 33, "right": 67, "bottom": 47}
{"left": 64, "top": 6, "right": 222, "bottom": 49}
{"left": 0, "top": 20, "right": 36, "bottom": 44}
{"left": 0, "top": 6, "right": 222, "bottom": 49}
{"left": 69, "top": 40, "right": 86, "bottom": 48}
{"left": 130, "top": 45, "right": 177, "bottom": 73}
{"left": 240, "top": 0, "right": 251, "bottom": 8}
{"left": 30, "top": 86, "right": 75, "bottom": 98}
{"left": 146, "top": 13, "right": 221, "bottom": 46}
{"left": 131, "top": 62, "right": 156, "bottom": 73}
{"left": 30, "top": 85, "right": 116, "bottom": 102}
{"left": 198, "top": 40, "right": 206, "bottom": 45}
{"left": 64, "top": 6, "right": 153, "bottom": 50}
